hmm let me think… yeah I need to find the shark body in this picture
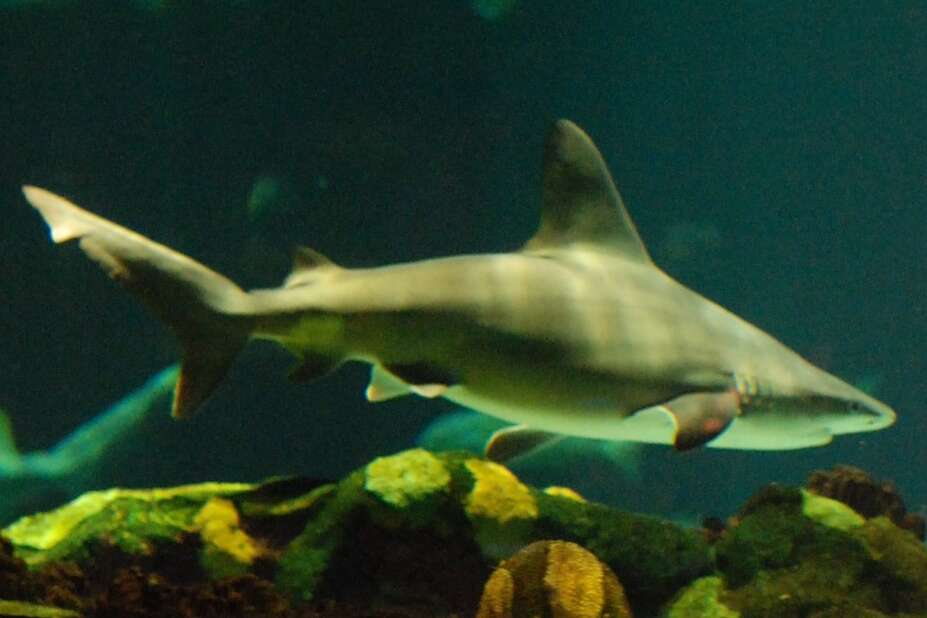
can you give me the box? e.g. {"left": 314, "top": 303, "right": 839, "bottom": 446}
{"left": 22, "top": 120, "right": 895, "bottom": 454}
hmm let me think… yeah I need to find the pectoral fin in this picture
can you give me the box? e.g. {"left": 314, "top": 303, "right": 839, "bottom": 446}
{"left": 484, "top": 425, "right": 562, "bottom": 462}
{"left": 661, "top": 391, "right": 740, "bottom": 451}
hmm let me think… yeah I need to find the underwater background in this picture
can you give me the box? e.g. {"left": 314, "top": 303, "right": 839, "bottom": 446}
{"left": 1, "top": 1, "right": 925, "bottom": 527}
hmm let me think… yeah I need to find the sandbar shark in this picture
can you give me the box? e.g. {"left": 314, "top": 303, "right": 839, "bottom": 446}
{"left": 22, "top": 120, "right": 895, "bottom": 455}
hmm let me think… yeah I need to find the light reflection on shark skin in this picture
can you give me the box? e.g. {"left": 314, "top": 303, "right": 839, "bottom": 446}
{"left": 0, "top": 366, "right": 176, "bottom": 524}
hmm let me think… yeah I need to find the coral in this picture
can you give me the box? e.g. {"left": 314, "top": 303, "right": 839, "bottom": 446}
{"left": 193, "top": 497, "right": 264, "bottom": 578}
{"left": 806, "top": 465, "right": 925, "bottom": 539}
{"left": 475, "top": 540, "right": 632, "bottom": 618}
{"left": 464, "top": 459, "right": 538, "bottom": 523}
{"left": 534, "top": 492, "right": 711, "bottom": 614}
{"left": 465, "top": 458, "right": 540, "bottom": 560}
{"left": 677, "top": 482, "right": 927, "bottom": 617}
{"left": 5, "top": 483, "right": 253, "bottom": 566}
{"left": 543, "top": 486, "right": 585, "bottom": 502}
{"left": 3, "top": 449, "right": 710, "bottom": 615}
{"left": 665, "top": 577, "right": 738, "bottom": 618}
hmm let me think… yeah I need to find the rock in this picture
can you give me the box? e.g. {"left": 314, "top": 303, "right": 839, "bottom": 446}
{"left": 666, "top": 482, "right": 927, "bottom": 618}
{"left": 806, "top": 465, "right": 925, "bottom": 539}
{"left": 2, "top": 449, "right": 710, "bottom": 615}
{"left": 276, "top": 449, "right": 709, "bottom": 613}
{"left": 475, "top": 540, "right": 632, "bottom": 618}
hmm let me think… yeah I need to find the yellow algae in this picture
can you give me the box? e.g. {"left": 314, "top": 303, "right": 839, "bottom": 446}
{"left": 364, "top": 449, "right": 450, "bottom": 508}
{"left": 260, "top": 484, "right": 337, "bottom": 517}
{"left": 193, "top": 497, "right": 261, "bottom": 564}
{"left": 4, "top": 482, "right": 253, "bottom": 551}
{"left": 801, "top": 489, "right": 864, "bottom": 531}
{"left": 465, "top": 459, "right": 537, "bottom": 523}
{"left": 544, "top": 541, "right": 605, "bottom": 618}
{"left": 543, "top": 486, "right": 585, "bottom": 502}
{"left": 475, "top": 567, "right": 515, "bottom": 618}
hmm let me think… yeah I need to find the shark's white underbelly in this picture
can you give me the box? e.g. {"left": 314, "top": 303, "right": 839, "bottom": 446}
{"left": 442, "top": 383, "right": 837, "bottom": 451}
{"left": 444, "top": 385, "right": 680, "bottom": 444}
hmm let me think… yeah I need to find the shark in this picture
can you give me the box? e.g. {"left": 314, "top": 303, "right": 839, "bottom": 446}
{"left": 0, "top": 366, "right": 177, "bottom": 523}
{"left": 21, "top": 119, "right": 895, "bottom": 456}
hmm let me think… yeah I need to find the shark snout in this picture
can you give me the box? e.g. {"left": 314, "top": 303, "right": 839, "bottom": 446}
{"left": 829, "top": 390, "right": 897, "bottom": 435}
{"left": 860, "top": 398, "right": 896, "bottom": 429}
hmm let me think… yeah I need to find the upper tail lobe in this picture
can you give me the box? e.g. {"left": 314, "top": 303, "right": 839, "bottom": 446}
{"left": 22, "top": 186, "right": 253, "bottom": 419}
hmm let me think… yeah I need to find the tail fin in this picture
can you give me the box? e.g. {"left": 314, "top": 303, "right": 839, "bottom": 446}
{"left": 22, "top": 186, "right": 253, "bottom": 419}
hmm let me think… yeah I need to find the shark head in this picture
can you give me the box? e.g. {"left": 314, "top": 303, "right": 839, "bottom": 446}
{"left": 726, "top": 362, "right": 897, "bottom": 449}
{"left": 795, "top": 369, "right": 897, "bottom": 437}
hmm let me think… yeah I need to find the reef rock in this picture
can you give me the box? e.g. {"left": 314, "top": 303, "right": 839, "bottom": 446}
{"left": 2, "top": 448, "right": 710, "bottom": 616}
{"left": 666, "top": 483, "right": 927, "bottom": 618}
{"left": 806, "top": 464, "right": 925, "bottom": 539}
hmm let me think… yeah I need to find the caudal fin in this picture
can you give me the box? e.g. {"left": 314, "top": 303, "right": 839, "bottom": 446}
{"left": 22, "top": 186, "right": 253, "bottom": 419}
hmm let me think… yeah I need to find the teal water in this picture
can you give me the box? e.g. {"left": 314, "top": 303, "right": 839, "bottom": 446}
{"left": 1, "top": 2, "right": 924, "bottom": 525}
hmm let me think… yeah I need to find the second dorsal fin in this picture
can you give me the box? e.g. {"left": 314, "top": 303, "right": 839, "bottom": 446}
{"left": 284, "top": 246, "right": 341, "bottom": 288}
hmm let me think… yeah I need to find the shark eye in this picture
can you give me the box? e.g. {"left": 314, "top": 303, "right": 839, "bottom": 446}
{"left": 847, "top": 401, "right": 863, "bottom": 413}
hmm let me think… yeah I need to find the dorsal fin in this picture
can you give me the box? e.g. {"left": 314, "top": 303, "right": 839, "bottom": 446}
{"left": 523, "top": 119, "right": 652, "bottom": 264}
{"left": 284, "top": 246, "right": 340, "bottom": 287}
{"left": 293, "top": 246, "right": 336, "bottom": 270}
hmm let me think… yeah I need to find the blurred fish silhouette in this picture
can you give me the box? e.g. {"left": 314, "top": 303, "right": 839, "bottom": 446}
{"left": 471, "top": 0, "right": 518, "bottom": 21}
{"left": 0, "top": 366, "right": 176, "bottom": 523}
{"left": 417, "top": 408, "right": 641, "bottom": 481}
{"left": 22, "top": 119, "right": 894, "bottom": 457}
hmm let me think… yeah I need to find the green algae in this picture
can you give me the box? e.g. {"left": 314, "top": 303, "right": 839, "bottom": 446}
{"left": 0, "top": 600, "right": 79, "bottom": 618}
{"left": 5, "top": 483, "right": 254, "bottom": 567}
{"left": 802, "top": 489, "right": 865, "bottom": 531}
{"left": 666, "top": 577, "right": 739, "bottom": 618}
{"left": 685, "top": 483, "right": 927, "bottom": 617}
{"left": 1, "top": 449, "right": 712, "bottom": 612}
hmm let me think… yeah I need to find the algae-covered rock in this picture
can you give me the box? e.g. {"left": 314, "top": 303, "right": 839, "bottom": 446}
{"left": 3, "top": 449, "right": 709, "bottom": 615}
{"left": 274, "top": 449, "right": 710, "bottom": 612}
{"left": 4, "top": 482, "right": 256, "bottom": 573}
{"left": 665, "top": 576, "right": 738, "bottom": 618}
{"left": 667, "top": 482, "right": 927, "bottom": 618}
